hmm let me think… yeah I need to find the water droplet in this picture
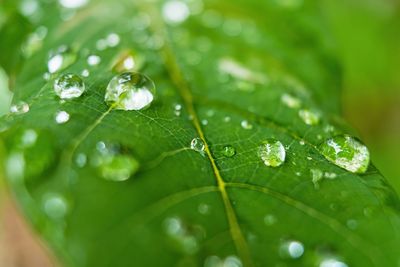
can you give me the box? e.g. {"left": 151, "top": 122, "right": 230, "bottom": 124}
{"left": 163, "top": 217, "right": 204, "bottom": 255}
{"left": 198, "top": 203, "right": 210, "bottom": 215}
{"left": 48, "top": 46, "right": 77, "bottom": 73}
{"left": 75, "top": 153, "right": 87, "bottom": 167}
{"left": 54, "top": 73, "right": 85, "bottom": 99}
{"left": 162, "top": 0, "right": 190, "bottom": 25}
{"left": 299, "top": 139, "right": 305, "bottom": 146}
{"left": 320, "top": 135, "right": 370, "bottom": 173}
{"left": 319, "top": 258, "right": 348, "bottom": 267}
{"left": 105, "top": 72, "right": 155, "bottom": 111}
{"left": 259, "top": 139, "right": 286, "bottom": 167}
{"left": 92, "top": 142, "right": 140, "bottom": 181}
{"left": 204, "top": 255, "right": 242, "bottom": 267}
{"left": 43, "top": 193, "right": 68, "bottom": 219}
{"left": 264, "top": 214, "right": 277, "bottom": 226}
{"left": 279, "top": 240, "right": 304, "bottom": 259}
{"left": 346, "top": 219, "right": 358, "bottom": 230}
{"left": 106, "top": 33, "right": 120, "bottom": 47}
{"left": 224, "top": 116, "right": 231, "bottom": 122}
{"left": 59, "top": 0, "right": 88, "bottom": 9}
{"left": 81, "top": 69, "right": 90, "bottom": 77}
{"left": 324, "top": 172, "right": 337, "bottom": 179}
{"left": 6, "top": 153, "right": 25, "bottom": 182}
{"left": 241, "top": 120, "right": 253, "bottom": 130}
{"left": 298, "top": 109, "right": 320, "bottom": 125}
{"left": 112, "top": 50, "right": 143, "bottom": 72}
{"left": 222, "top": 145, "right": 236, "bottom": 158}
{"left": 10, "top": 101, "right": 30, "bottom": 114}
{"left": 281, "top": 93, "right": 301, "bottom": 108}
{"left": 87, "top": 54, "right": 101, "bottom": 66}
{"left": 190, "top": 138, "right": 205, "bottom": 154}
{"left": 311, "top": 169, "right": 323, "bottom": 189}
{"left": 201, "top": 119, "right": 208, "bottom": 126}
{"left": 55, "top": 110, "right": 70, "bottom": 124}
{"left": 174, "top": 104, "right": 182, "bottom": 116}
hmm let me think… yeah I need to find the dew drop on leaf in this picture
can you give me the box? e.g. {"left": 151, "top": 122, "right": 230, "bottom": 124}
{"left": 204, "top": 255, "right": 243, "bottom": 267}
{"left": 319, "top": 258, "right": 348, "bottom": 267}
{"left": 47, "top": 46, "right": 77, "bottom": 73}
{"left": 279, "top": 240, "right": 305, "bottom": 259}
{"left": 281, "top": 93, "right": 301, "bottom": 108}
{"left": 241, "top": 120, "right": 253, "bottom": 130}
{"left": 105, "top": 72, "right": 155, "bottom": 111}
{"left": 298, "top": 109, "right": 320, "bottom": 125}
{"left": 10, "top": 101, "right": 30, "bottom": 114}
{"left": 59, "top": 0, "right": 88, "bottom": 9}
{"left": 87, "top": 54, "right": 101, "bottom": 66}
{"left": 222, "top": 145, "right": 236, "bottom": 158}
{"left": 264, "top": 214, "right": 277, "bottom": 226}
{"left": 190, "top": 138, "right": 205, "bottom": 154}
{"left": 259, "top": 139, "right": 286, "bottom": 167}
{"left": 54, "top": 73, "right": 85, "bottom": 99}
{"left": 55, "top": 110, "right": 70, "bottom": 124}
{"left": 319, "top": 135, "right": 370, "bottom": 173}
{"left": 162, "top": 0, "right": 190, "bottom": 25}
{"left": 42, "top": 193, "right": 68, "bottom": 219}
{"left": 91, "top": 142, "right": 140, "bottom": 182}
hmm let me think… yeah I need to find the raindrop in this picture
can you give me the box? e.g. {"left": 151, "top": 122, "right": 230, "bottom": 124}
{"left": 298, "top": 109, "right": 320, "bottom": 125}
{"left": 319, "top": 135, "right": 370, "bottom": 173}
{"left": 264, "top": 214, "right": 277, "bottom": 226}
{"left": 222, "top": 145, "right": 236, "bottom": 158}
{"left": 112, "top": 50, "right": 143, "bottom": 72}
{"left": 75, "top": 153, "right": 87, "bottom": 168}
{"left": 174, "top": 104, "right": 182, "bottom": 116}
{"left": 281, "top": 93, "right": 301, "bottom": 108}
{"left": 87, "top": 54, "right": 101, "bottom": 66}
{"left": 311, "top": 169, "right": 323, "bottom": 189}
{"left": 47, "top": 46, "right": 77, "bottom": 73}
{"left": 43, "top": 193, "right": 68, "bottom": 219}
{"left": 190, "top": 138, "right": 205, "bottom": 154}
{"left": 105, "top": 72, "right": 155, "bottom": 111}
{"left": 81, "top": 69, "right": 90, "bottom": 77}
{"left": 279, "top": 240, "right": 305, "bottom": 259}
{"left": 10, "top": 101, "right": 30, "bottom": 114}
{"left": 54, "top": 73, "right": 85, "bottom": 99}
{"left": 201, "top": 119, "right": 208, "bottom": 126}
{"left": 319, "top": 258, "right": 348, "bottom": 267}
{"left": 92, "top": 142, "right": 140, "bottom": 182}
{"left": 55, "top": 110, "right": 70, "bottom": 124}
{"left": 106, "top": 33, "right": 120, "bottom": 47}
{"left": 162, "top": 0, "right": 190, "bottom": 25}
{"left": 241, "top": 120, "right": 253, "bottom": 130}
{"left": 259, "top": 139, "right": 286, "bottom": 167}
{"left": 59, "top": 0, "right": 88, "bottom": 9}
{"left": 198, "top": 203, "right": 210, "bottom": 215}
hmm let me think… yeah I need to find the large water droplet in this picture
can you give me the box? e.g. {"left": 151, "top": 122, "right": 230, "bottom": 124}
{"left": 320, "top": 135, "right": 370, "bottom": 173}
{"left": 259, "top": 139, "right": 286, "bottom": 167}
{"left": 279, "top": 240, "right": 305, "bottom": 259}
{"left": 222, "top": 145, "right": 236, "bottom": 158}
{"left": 10, "top": 101, "right": 30, "bottom": 114}
{"left": 190, "top": 138, "right": 205, "bottom": 154}
{"left": 48, "top": 46, "right": 77, "bottom": 73}
{"left": 92, "top": 142, "right": 140, "bottom": 182}
{"left": 54, "top": 73, "right": 85, "bottom": 99}
{"left": 298, "top": 109, "right": 320, "bottom": 125}
{"left": 105, "top": 72, "right": 155, "bottom": 111}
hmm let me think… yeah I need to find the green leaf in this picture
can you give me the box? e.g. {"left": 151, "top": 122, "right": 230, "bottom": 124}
{"left": 1, "top": 1, "right": 400, "bottom": 267}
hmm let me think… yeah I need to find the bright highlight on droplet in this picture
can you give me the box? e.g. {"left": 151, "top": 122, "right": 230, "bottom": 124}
{"left": 259, "top": 139, "right": 286, "bottom": 167}
{"left": 298, "top": 109, "right": 320, "bottom": 125}
{"left": 320, "top": 135, "right": 370, "bottom": 173}
{"left": 47, "top": 46, "right": 77, "bottom": 73}
{"left": 59, "top": 0, "right": 88, "bottom": 9}
{"left": 105, "top": 72, "right": 155, "bottom": 111}
{"left": 190, "top": 138, "right": 205, "bottom": 154}
{"left": 10, "top": 101, "right": 30, "bottom": 114}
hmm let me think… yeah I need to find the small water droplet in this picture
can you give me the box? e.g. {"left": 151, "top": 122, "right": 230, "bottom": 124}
{"left": 105, "top": 72, "right": 155, "bottom": 111}
{"left": 264, "top": 214, "right": 277, "bottom": 226}
{"left": 92, "top": 142, "right": 140, "bottom": 181}
{"left": 298, "top": 109, "right": 320, "bottom": 125}
{"left": 204, "top": 255, "right": 242, "bottom": 267}
{"left": 281, "top": 93, "right": 301, "bottom": 108}
{"left": 81, "top": 69, "right": 90, "bottom": 77}
{"left": 324, "top": 172, "right": 337, "bottom": 179}
{"left": 222, "top": 145, "right": 236, "bottom": 158}
{"left": 259, "top": 139, "right": 286, "bottom": 167}
{"left": 59, "top": 0, "right": 88, "bottom": 8}
{"left": 48, "top": 46, "right": 77, "bottom": 73}
{"left": 311, "top": 169, "right": 323, "bottom": 189}
{"left": 87, "top": 54, "right": 101, "bottom": 66}
{"left": 43, "top": 193, "right": 68, "bottom": 219}
{"left": 198, "top": 203, "right": 210, "bottom": 215}
{"left": 75, "top": 153, "right": 87, "bottom": 167}
{"left": 54, "top": 73, "right": 85, "bottom": 99}
{"left": 55, "top": 110, "right": 70, "bottom": 124}
{"left": 190, "top": 138, "right": 205, "bottom": 154}
{"left": 320, "top": 135, "right": 370, "bottom": 173}
{"left": 279, "top": 240, "right": 304, "bottom": 259}
{"left": 346, "top": 219, "right": 358, "bottom": 230}
{"left": 10, "top": 101, "right": 30, "bottom": 114}
{"left": 224, "top": 116, "right": 231, "bottom": 122}
{"left": 106, "top": 33, "right": 120, "bottom": 47}
{"left": 112, "top": 50, "right": 144, "bottom": 72}
{"left": 319, "top": 258, "right": 348, "bottom": 267}
{"left": 201, "top": 119, "right": 208, "bottom": 126}
{"left": 241, "top": 120, "right": 253, "bottom": 130}
{"left": 162, "top": 0, "right": 190, "bottom": 25}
